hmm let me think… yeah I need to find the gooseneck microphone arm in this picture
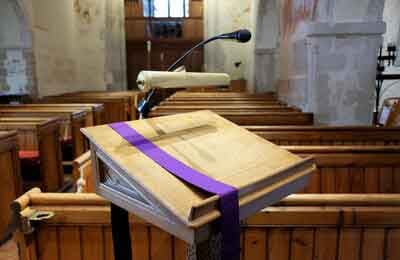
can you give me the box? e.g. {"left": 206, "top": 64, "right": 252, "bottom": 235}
{"left": 167, "top": 36, "right": 220, "bottom": 72}
{"left": 137, "top": 29, "right": 252, "bottom": 119}
{"left": 168, "top": 29, "right": 252, "bottom": 72}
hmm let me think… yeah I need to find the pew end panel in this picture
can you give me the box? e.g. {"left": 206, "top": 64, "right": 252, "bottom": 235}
{"left": 0, "top": 118, "right": 64, "bottom": 192}
{"left": 72, "top": 151, "right": 94, "bottom": 193}
{"left": 0, "top": 131, "right": 22, "bottom": 242}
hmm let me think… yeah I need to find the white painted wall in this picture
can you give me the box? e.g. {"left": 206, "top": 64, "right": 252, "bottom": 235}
{"left": 21, "top": 0, "right": 127, "bottom": 97}
{"left": 105, "top": 0, "right": 127, "bottom": 91}
{"left": 203, "top": 0, "right": 253, "bottom": 82}
{"left": 204, "top": 0, "right": 280, "bottom": 93}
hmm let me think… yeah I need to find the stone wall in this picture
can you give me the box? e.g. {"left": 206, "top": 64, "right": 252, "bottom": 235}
{"left": 0, "top": 0, "right": 36, "bottom": 96}
{"left": 278, "top": 0, "right": 386, "bottom": 125}
{"left": 203, "top": 0, "right": 253, "bottom": 83}
{"left": 0, "top": 48, "right": 35, "bottom": 96}
{"left": 247, "top": 0, "right": 280, "bottom": 93}
{"left": 105, "top": 0, "right": 127, "bottom": 91}
{"left": 28, "top": 0, "right": 127, "bottom": 97}
{"left": 1, "top": 0, "right": 127, "bottom": 98}
{"left": 204, "top": 0, "right": 281, "bottom": 93}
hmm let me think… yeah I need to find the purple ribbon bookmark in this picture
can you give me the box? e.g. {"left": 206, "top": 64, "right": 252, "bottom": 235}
{"left": 109, "top": 122, "right": 240, "bottom": 260}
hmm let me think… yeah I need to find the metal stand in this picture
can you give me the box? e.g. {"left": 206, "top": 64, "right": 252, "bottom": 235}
{"left": 111, "top": 203, "right": 132, "bottom": 260}
{"left": 375, "top": 44, "right": 399, "bottom": 124}
{"left": 111, "top": 201, "right": 221, "bottom": 260}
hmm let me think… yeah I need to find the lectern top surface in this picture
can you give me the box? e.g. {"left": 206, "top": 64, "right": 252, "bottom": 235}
{"left": 82, "top": 111, "right": 313, "bottom": 225}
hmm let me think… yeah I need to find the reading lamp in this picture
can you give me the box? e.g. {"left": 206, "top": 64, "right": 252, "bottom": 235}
{"left": 137, "top": 29, "right": 252, "bottom": 118}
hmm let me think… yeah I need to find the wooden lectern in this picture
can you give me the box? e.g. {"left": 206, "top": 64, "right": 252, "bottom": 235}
{"left": 82, "top": 110, "right": 315, "bottom": 260}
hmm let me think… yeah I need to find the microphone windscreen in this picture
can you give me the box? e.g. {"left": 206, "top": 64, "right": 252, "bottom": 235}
{"left": 137, "top": 71, "right": 231, "bottom": 92}
{"left": 237, "top": 29, "right": 252, "bottom": 43}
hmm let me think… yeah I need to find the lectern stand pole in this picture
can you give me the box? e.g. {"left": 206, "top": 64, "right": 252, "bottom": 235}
{"left": 111, "top": 202, "right": 220, "bottom": 260}
{"left": 111, "top": 203, "right": 132, "bottom": 260}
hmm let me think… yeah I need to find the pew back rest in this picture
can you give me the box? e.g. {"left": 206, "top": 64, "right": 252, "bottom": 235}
{"left": 151, "top": 106, "right": 298, "bottom": 112}
{"left": 41, "top": 96, "right": 131, "bottom": 122}
{"left": 12, "top": 191, "right": 400, "bottom": 260}
{"left": 0, "top": 117, "right": 61, "bottom": 150}
{"left": 246, "top": 126, "right": 400, "bottom": 145}
{"left": 285, "top": 146, "right": 400, "bottom": 193}
{"left": 149, "top": 111, "right": 314, "bottom": 125}
{"left": 0, "top": 104, "right": 105, "bottom": 125}
{"left": 73, "top": 146, "right": 400, "bottom": 195}
{"left": 48, "top": 91, "right": 143, "bottom": 120}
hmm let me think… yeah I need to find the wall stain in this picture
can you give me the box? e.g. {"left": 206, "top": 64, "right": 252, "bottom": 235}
{"left": 73, "top": 0, "right": 100, "bottom": 25}
{"left": 281, "top": 0, "right": 319, "bottom": 38}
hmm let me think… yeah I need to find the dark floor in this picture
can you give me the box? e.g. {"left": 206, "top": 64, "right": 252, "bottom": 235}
{"left": 0, "top": 239, "right": 18, "bottom": 260}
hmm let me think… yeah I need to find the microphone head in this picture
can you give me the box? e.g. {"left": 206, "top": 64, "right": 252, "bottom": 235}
{"left": 218, "top": 29, "right": 252, "bottom": 43}
{"left": 236, "top": 29, "right": 252, "bottom": 43}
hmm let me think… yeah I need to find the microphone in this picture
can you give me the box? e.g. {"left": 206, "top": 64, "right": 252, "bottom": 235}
{"left": 217, "top": 29, "right": 252, "bottom": 43}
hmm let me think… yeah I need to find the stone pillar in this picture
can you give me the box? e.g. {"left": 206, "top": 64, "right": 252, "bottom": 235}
{"left": 278, "top": 0, "right": 386, "bottom": 125}
{"left": 105, "top": 0, "right": 128, "bottom": 91}
{"left": 248, "top": 0, "right": 280, "bottom": 94}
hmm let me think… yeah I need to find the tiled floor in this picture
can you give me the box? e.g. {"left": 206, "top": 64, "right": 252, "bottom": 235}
{"left": 0, "top": 240, "right": 18, "bottom": 260}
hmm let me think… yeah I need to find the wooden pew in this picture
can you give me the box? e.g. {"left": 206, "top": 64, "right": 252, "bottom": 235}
{"left": 245, "top": 125, "right": 400, "bottom": 145}
{"left": 0, "top": 108, "right": 88, "bottom": 158}
{"left": 12, "top": 191, "right": 400, "bottom": 260}
{"left": 56, "top": 90, "right": 144, "bottom": 120}
{"left": 73, "top": 146, "right": 400, "bottom": 195}
{"left": 72, "top": 151, "right": 93, "bottom": 193}
{"left": 285, "top": 145, "right": 400, "bottom": 193}
{"left": 0, "top": 103, "right": 104, "bottom": 126}
{"left": 42, "top": 95, "right": 132, "bottom": 123}
{"left": 183, "top": 81, "right": 247, "bottom": 92}
{"left": 149, "top": 111, "right": 314, "bottom": 125}
{"left": 171, "top": 91, "right": 276, "bottom": 97}
{"left": 151, "top": 105, "right": 299, "bottom": 112}
{"left": 0, "top": 118, "right": 64, "bottom": 191}
{"left": 167, "top": 96, "right": 278, "bottom": 102}
{"left": 159, "top": 100, "right": 286, "bottom": 106}
{"left": 0, "top": 131, "right": 22, "bottom": 242}
{"left": 28, "top": 103, "right": 104, "bottom": 125}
